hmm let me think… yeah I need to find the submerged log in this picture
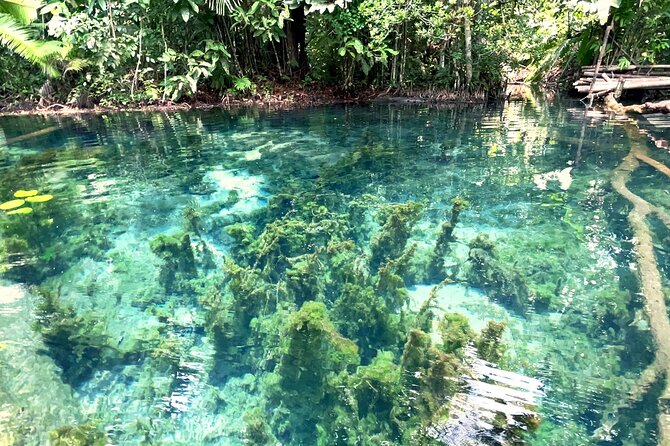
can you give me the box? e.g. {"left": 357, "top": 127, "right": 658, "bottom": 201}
{"left": 603, "top": 94, "right": 670, "bottom": 114}
{"left": 3, "top": 125, "right": 60, "bottom": 145}
{"left": 601, "top": 102, "right": 670, "bottom": 445}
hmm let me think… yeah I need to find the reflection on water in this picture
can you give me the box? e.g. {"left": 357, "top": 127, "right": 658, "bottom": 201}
{"left": 0, "top": 100, "right": 667, "bottom": 445}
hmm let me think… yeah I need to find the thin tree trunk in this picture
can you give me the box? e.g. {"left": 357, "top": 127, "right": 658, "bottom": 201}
{"left": 464, "top": 9, "right": 473, "bottom": 88}
{"left": 587, "top": 18, "right": 614, "bottom": 106}
{"left": 131, "top": 18, "right": 143, "bottom": 100}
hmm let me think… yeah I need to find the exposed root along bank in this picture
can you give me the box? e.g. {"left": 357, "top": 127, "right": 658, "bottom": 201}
{"left": 605, "top": 103, "right": 670, "bottom": 445}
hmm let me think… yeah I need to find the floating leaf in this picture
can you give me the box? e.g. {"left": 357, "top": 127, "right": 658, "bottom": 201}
{"left": 0, "top": 199, "right": 26, "bottom": 210}
{"left": 14, "top": 189, "right": 38, "bottom": 198}
{"left": 26, "top": 194, "right": 53, "bottom": 203}
{"left": 7, "top": 207, "right": 33, "bottom": 215}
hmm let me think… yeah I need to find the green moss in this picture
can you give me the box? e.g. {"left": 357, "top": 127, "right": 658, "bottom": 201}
{"left": 427, "top": 197, "right": 469, "bottom": 282}
{"left": 49, "top": 422, "right": 108, "bottom": 446}
{"left": 278, "top": 301, "right": 359, "bottom": 404}
{"left": 476, "top": 320, "right": 506, "bottom": 363}
{"left": 243, "top": 408, "right": 276, "bottom": 445}
{"left": 438, "top": 312, "right": 474, "bottom": 355}
{"left": 466, "top": 234, "right": 531, "bottom": 312}
{"left": 32, "top": 287, "right": 123, "bottom": 385}
{"left": 149, "top": 232, "right": 197, "bottom": 293}
{"left": 370, "top": 201, "right": 423, "bottom": 269}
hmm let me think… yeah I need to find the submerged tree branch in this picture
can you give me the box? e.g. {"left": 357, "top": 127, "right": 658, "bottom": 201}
{"left": 607, "top": 119, "right": 670, "bottom": 446}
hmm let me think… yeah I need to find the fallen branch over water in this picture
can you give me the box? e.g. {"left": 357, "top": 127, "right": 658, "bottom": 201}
{"left": 604, "top": 94, "right": 670, "bottom": 114}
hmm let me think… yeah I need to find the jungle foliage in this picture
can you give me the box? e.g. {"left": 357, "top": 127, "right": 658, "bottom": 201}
{"left": 1, "top": 0, "right": 668, "bottom": 106}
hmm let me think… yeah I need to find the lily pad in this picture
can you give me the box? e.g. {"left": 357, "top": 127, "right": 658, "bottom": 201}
{"left": 14, "top": 189, "right": 39, "bottom": 198}
{"left": 26, "top": 194, "right": 53, "bottom": 203}
{"left": 7, "top": 207, "right": 33, "bottom": 215}
{"left": 0, "top": 199, "right": 26, "bottom": 210}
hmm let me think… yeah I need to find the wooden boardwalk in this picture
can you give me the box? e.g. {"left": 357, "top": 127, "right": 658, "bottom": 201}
{"left": 574, "top": 65, "right": 670, "bottom": 96}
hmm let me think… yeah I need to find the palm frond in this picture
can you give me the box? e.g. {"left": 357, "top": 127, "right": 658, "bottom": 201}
{"left": 0, "top": 12, "right": 63, "bottom": 76}
{"left": 0, "top": 0, "right": 41, "bottom": 25}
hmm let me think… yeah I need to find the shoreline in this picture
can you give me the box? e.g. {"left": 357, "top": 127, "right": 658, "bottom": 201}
{"left": 0, "top": 87, "right": 492, "bottom": 117}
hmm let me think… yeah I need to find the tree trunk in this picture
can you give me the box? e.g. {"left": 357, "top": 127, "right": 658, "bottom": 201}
{"left": 587, "top": 19, "right": 614, "bottom": 104}
{"left": 285, "top": 4, "right": 308, "bottom": 79}
{"left": 464, "top": 12, "right": 473, "bottom": 88}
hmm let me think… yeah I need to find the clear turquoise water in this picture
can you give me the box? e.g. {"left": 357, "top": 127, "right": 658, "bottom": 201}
{"left": 0, "top": 99, "right": 667, "bottom": 445}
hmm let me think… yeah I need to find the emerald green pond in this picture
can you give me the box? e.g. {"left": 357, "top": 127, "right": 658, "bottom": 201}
{"left": 0, "top": 100, "right": 667, "bottom": 445}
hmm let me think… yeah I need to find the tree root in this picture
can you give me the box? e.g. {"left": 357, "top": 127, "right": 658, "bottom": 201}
{"left": 605, "top": 118, "right": 670, "bottom": 445}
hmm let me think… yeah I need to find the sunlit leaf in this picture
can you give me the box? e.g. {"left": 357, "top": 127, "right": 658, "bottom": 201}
{"left": 13, "top": 189, "right": 38, "bottom": 198}
{"left": 0, "top": 199, "right": 25, "bottom": 210}
{"left": 26, "top": 194, "right": 53, "bottom": 203}
{"left": 7, "top": 207, "right": 32, "bottom": 215}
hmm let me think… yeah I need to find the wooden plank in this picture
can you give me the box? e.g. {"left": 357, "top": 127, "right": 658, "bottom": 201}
{"left": 582, "top": 64, "right": 670, "bottom": 71}
{"left": 576, "top": 78, "right": 670, "bottom": 93}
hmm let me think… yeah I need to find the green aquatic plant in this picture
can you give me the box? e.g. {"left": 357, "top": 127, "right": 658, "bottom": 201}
{"left": 149, "top": 232, "right": 197, "bottom": 293}
{"left": 182, "top": 201, "right": 203, "bottom": 234}
{"left": 317, "top": 144, "right": 405, "bottom": 195}
{"left": 375, "top": 244, "right": 417, "bottom": 310}
{"left": 438, "top": 312, "right": 474, "bottom": 356}
{"left": 285, "top": 252, "right": 325, "bottom": 304}
{"left": 243, "top": 408, "right": 277, "bottom": 445}
{"left": 32, "top": 287, "right": 123, "bottom": 385}
{"left": 49, "top": 421, "right": 108, "bottom": 446}
{"left": 466, "top": 234, "right": 531, "bottom": 312}
{"left": 427, "top": 197, "right": 469, "bottom": 282}
{"left": 476, "top": 320, "right": 506, "bottom": 363}
{"left": 332, "top": 283, "right": 401, "bottom": 362}
{"left": 223, "top": 222, "right": 255, "bottom": 248}
{"left": 370, "top": 201, "right": 423, "bottom": 269}
{"left": 277, "top": 301, "right": 359, "bottom": 404}
{"left": 399, "top": 329, "right": 463, "bottom": 427}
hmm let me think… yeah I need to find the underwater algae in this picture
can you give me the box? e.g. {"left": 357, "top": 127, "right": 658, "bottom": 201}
{"left": 0, "top": 102, "right": 667, "bottom": 445}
